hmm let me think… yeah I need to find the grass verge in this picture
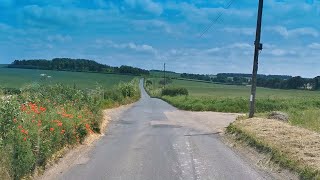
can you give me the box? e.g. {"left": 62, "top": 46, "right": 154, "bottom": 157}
{"left": 226, "top": 118, "right": 320, "bottom": 180}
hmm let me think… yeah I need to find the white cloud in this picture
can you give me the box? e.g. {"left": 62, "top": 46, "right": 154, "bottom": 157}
{"left": 132, "top": 20, "right": 173, "bottom": 34}
{"left": 47, "top": 34, "right": 72, "bottom": 42}
{"left": 223, "top": 27, "right": 255, "bottom": 36}
{"left": 266, "top": 26, "right": 319, "bottom": 38}
{"left": 308, "top": 43, "right": 320, "bottom": 49}
{"left": 96, "top": 40, "right": 157, "bottom": 54}
{"left": 124, "top": 0, "right": 163, "bottom": 15}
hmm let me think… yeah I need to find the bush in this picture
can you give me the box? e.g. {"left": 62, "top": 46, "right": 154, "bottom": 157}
{"left": 161, "top": 87, "right": 189, "bottom": 96}
{"left": 145, "top": 80, "right": 152, "bottom": 86}
{"left": 159, "top": 78, "right": 173, "bottom": 85}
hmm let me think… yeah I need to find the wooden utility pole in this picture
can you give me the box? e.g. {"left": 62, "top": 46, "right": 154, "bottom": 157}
{"left": 249, "top": 0, "right": 264, "bottom": 118}
{"left": 163, "top": 63, "right": 166, "bottom": 88}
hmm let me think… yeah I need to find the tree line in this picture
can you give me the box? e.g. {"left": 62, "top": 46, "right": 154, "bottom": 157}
{"left": 180, "top": 73, "right": 320, "bottom": 90}
{"left": 8, "top": 58, "right": 149, "bottom": 76}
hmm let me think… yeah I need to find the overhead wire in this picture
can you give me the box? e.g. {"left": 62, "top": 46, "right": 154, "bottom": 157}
{"left": 199, "top": 0, "right": 237, "bottom": 38}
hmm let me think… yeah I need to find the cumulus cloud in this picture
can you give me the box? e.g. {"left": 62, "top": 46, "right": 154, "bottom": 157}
{"left": 96, "top": 40, "right": 157, "bottom": 54}
{"left": 266, "top": 26, "right": 319, "bottom": 38}
{"left": 223, "top": 27, "right": 255, "bottom": 36}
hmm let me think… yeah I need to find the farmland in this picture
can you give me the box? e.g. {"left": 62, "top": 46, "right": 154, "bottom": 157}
{"left": 145, "top": 78, "right": 320, "bottom": 133}
{"left": 0, "top": 65, "right": 135, "bottom": 89}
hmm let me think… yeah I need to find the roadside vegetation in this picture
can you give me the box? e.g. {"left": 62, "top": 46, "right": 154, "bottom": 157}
{"left": 0, "top": 79, "right": 140, "bottom": 179}
{"left": 145, "top": 78, "right": 320, "bottom": 133}
{"left": 226, "top": 118, "right": 320, "bottom": 179}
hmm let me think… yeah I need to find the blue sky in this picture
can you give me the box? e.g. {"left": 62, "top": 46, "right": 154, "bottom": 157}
{"left": 0, "top": 0, "right": 320, "bottom": 77}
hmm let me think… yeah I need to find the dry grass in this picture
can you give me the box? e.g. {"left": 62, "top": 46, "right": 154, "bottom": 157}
{"left": 232, "top": 118, "right": 320, "bottom": 177}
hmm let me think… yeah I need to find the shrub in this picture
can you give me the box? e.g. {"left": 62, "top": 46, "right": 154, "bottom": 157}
{"left": 145, "top": 80, "right": 153, "bottom": 86}
{"left": 161, "top": 87, "right": 189, "bottom": 96}
{"left": 159, "top": 78, "right": 173, "bottom": 85}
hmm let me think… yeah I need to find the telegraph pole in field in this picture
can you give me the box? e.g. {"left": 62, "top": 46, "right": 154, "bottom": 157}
{"left": 163, "top": 63, "right": 166, "bottom": 88}
{"left": 249, "top": 0, "right": 264, "bottom": 118}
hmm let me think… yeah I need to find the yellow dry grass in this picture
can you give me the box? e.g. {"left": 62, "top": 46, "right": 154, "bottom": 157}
{"left": 234, "top": 118, "right": 320, "bottom": 171}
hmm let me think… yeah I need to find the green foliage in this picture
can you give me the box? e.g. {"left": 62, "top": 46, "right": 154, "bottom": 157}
{"left": 9, "top": 59, "right": 149, "bottom": 76}
{"left": 159, "top": 78, "right": 173, "bottom": 85}
{"left": 161, "top": 87, "right": 189, "bottom": 96}
{"left": 146, "top": 80, "right": 152, "bottom": 86}
{"left": 0, "top": 79, "right": 140, "bottom": 179}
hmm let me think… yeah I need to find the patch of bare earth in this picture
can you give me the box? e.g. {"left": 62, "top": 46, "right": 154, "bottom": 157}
{"left": 233, "top": 118, "right": 320, "bottom": 172}
{"left": 164, "top": 110, "right": 241, "bottom": 133}
{"left": 36, "top": 104, "right": 132, "bottom": 180}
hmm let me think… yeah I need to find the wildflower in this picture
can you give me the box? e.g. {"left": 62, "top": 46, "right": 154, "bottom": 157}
{"left": 18, "top": 125, "right": 23, "bottom": 129}
{"left": 57, "top": 122, "right": 63, "bottom": 127}
{"left": 78, "top": 115, "right": 82, "bottom": 119}
{"left": 23, "top": 137, "right": 27, "bottom": 141}
{"left": 21, "top": 129, "right": 25, "bottom": 134}
{"left": 50, "top": 128, "right": 54, "bottom": 132}
{"left": 37, "top": 123, "right": 42, "bottom": 127}
{"left": 61, "top": 129, "right": 65, "bottom": 134}
{"left": 40, "top": 106, "right": 46, "bottom": 112}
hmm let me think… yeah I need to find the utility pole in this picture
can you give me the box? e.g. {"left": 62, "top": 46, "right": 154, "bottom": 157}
{"left": 249, "top": 0, "right": 264, "bottom": 118}
{"left": 163, "top": 63, "right": 166, "bottom": 88}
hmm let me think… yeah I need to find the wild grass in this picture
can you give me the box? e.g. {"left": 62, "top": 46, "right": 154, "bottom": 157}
{"left": 145, "top": 78, "right": 320, "bottom": 133}
{"left": 226, "top": 124, "right": 320, "bottom": 179}
{"left": 0, "top": 79, "right": 140, "bottom": 179}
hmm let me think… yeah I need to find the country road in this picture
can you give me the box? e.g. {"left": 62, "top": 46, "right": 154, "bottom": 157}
{"left": 56, "top": 80, "right": 272, "bottom": 180}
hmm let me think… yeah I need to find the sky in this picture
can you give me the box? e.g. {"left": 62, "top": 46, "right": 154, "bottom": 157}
{"left": 0, "top": 0, "right": 320, "bottom": 77}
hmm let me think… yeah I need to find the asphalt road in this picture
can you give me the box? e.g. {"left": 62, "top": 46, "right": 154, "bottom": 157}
{"left": 60, "top": 80, "right": 270, "bottom": 180}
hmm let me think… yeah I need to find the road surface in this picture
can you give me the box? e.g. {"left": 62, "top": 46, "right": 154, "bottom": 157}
{"left": 59, "top": 80, "right": 271, "bottom": 180}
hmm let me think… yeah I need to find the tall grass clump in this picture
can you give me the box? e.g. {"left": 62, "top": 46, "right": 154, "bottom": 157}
{"left": 0, "top": 79, "right": 140, "bottom": 179}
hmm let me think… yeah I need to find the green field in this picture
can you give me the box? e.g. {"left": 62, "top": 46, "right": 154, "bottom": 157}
{"left": 0, "top": 65, "right": 135, "bottom": 89}
{"left": 146, "top": 78, "right": 320, "bottom": 132}
{"left": 148, "top": 78, "right": 320, "bottom": 99}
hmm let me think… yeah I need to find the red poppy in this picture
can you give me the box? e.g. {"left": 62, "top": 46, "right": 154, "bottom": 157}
{"left": 23, "top": 137, "right": 27, "bottom": 141}
{"left": 61, "top": 129, "right": 65, "bottom": 134}
{"left": 18, "top": 125, "right": 23, "bottom": 129}
{"left": 50, "top": 128, "right": 54, "bottom": 132}
{"left": 40, "top": 107, "right": 46, "bottom": 112}
{"left": 57, "top": 122, "right": 63, "bottom": 127}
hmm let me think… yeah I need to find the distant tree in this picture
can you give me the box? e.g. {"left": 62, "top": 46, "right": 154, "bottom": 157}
{"left": 9, "top": 58, "right": 149, "bottom": 76}
{"left": 286, "top": 76, "right": 305, "bottom": 89}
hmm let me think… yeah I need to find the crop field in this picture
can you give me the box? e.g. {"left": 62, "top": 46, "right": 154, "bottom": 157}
{"left": 0, "top": 65, "right": 135, "bottom": 89}
{"left": 146, "top": 78, "right": 320, "bottom": 133}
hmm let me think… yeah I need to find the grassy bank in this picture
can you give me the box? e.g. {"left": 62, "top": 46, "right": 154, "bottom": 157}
{"left": 226, "top": 118, "right": 320, "bottom": 179}
{"left": 145, "top": 78, "right": 320, "bottom": 133}
{"left": 0, "top": 79, "right": 140, "bottom": 179}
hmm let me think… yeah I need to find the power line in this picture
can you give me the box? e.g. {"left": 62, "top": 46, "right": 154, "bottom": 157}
{"left": 199, "top": 0, "right": 237, "bottom": 38}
